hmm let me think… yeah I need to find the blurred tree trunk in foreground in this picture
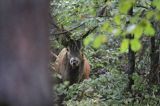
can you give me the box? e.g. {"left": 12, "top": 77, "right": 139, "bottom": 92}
{"left": 0, "top": 0, "right": 53, "bottom": 106}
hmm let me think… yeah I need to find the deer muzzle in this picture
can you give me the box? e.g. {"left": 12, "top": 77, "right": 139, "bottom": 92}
{"left": 70, "top": 57, "right": 80, "bottom": 67}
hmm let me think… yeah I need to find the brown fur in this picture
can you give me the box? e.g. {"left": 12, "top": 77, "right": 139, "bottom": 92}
{"left": 54, "top": 48, "right": 90, "bottom": 84}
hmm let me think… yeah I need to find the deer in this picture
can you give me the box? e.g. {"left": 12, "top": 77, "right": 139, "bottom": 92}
{"left": 53, "top": 26, "right": 97, "bottom": 84}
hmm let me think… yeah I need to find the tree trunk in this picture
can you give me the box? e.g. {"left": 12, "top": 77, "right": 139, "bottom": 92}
{"left": 126, "top": 7, "right": 135, "bottom": 90}
{"left": 0, "top": 0, "right": 53, "bottom": 106}
{"left": 149, "top": 22, "right": 160, "bottom": 84}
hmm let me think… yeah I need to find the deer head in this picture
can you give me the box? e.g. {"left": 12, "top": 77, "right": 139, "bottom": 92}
{"left": 62, "top": 26, "right": 97, "bottom": 69}
{"left": 66, "top": 39, "right": 83, "bottom": 69}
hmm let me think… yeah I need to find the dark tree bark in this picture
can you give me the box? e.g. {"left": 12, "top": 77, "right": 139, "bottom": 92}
{"left": 149, "top": 22, "right": 160, "bottom": 84}
{"left": 0, "top": 0, "right": 53, "bottom": 106}
{"left": 127, "top": 44, "right": 135, "bottom": 89}
{"left": 127, "top": 38, "right": 135, "bottom": 75}
{"left": 126, "top": 7, "right": 135, "bottom": 90}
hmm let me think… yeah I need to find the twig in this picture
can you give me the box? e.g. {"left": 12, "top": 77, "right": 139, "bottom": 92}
{"left": 82, "top": 26, "right": 98, "bottom": 39}
{"left": 136, "top": 5, "right": 149, "bottom": 9}
{"left": 50, "top": 51, "right": 58, "bottom": 58}
{"left": 51, "top": 23, "right": 85, "bottom": 35}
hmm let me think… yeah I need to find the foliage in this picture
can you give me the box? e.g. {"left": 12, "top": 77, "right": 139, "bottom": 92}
{"left": 51, "top": 0, "right": 160, "bottom": 52}
{"left": 51, "top": 0, "right": 160, "bottom": 105}
{"left": 55, "top": 69, "right": 128, "bottom": 105}
{"left": 55, "top": 70, "right": 160, "bottom": 105}
{"left": 53, "top": 47, "right": 160, "bottom": 105}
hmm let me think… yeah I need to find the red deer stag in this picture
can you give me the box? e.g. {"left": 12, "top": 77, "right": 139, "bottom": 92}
{"left": 54, "top": 27, "right": 97, "bottom": 84}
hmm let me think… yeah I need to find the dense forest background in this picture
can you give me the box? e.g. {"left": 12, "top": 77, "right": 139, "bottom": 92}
{"left": 50, "top": 0, "right": 160, "bottom": 105}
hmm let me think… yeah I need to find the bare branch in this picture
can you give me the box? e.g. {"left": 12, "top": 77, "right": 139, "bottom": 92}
{"left": 136, "top": 5, "right": 150, "bottom": 10}
{"left": 50, "top": 51, "right": 58, "bottom": 58}
{"left": 51, "top": 23, "right": 85, "bottom": 35}
{"left": 81, "top": 26, "right": 98, "bottom": 39}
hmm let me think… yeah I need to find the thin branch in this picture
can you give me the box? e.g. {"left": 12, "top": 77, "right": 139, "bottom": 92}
{"left": 51, "top": 23, "right": 85, "bottom": 35}
{"left": 50, "top": 51, "right": 58, "bottom": 58}
{"left": 81, "top": 26, "right": 98, "bottom": 39}
{"left": 136, "top": 5, "right": 150, "bottom": 10}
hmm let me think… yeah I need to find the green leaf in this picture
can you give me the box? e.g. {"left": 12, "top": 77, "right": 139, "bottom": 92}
{"left": 132, "top": 25, "right": 143, "bottom": 39}
{"left": 143, "top": 21, "right": 155, "bottom": 36}
{"left": 114, "top": 15, "right": 121, "bottom": 25}
{"left": 92, "top": 35, "right": 107, "bottom": 48}
{"left": 83, "top": 35, "right": 93, "bottom": 46}
{"left": 155, "top": 11, "right": 160, "bottom": 20}
{"left": 146, "top": 11, "right": 154, "bottom": 19}
{"left": 152, "top": 0, "right": 160, "bottom": 10}
{"left": 130, "top": 39, "right": 142, "bottom": 52}
{"left": 119, "top": 0, "right": 135, "bottom": 14}
{"left": 120, "top": 39, "right": 129, "bottom": 53}
{"left": 101, "top": 21, "right": 109, "bottom": 31}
